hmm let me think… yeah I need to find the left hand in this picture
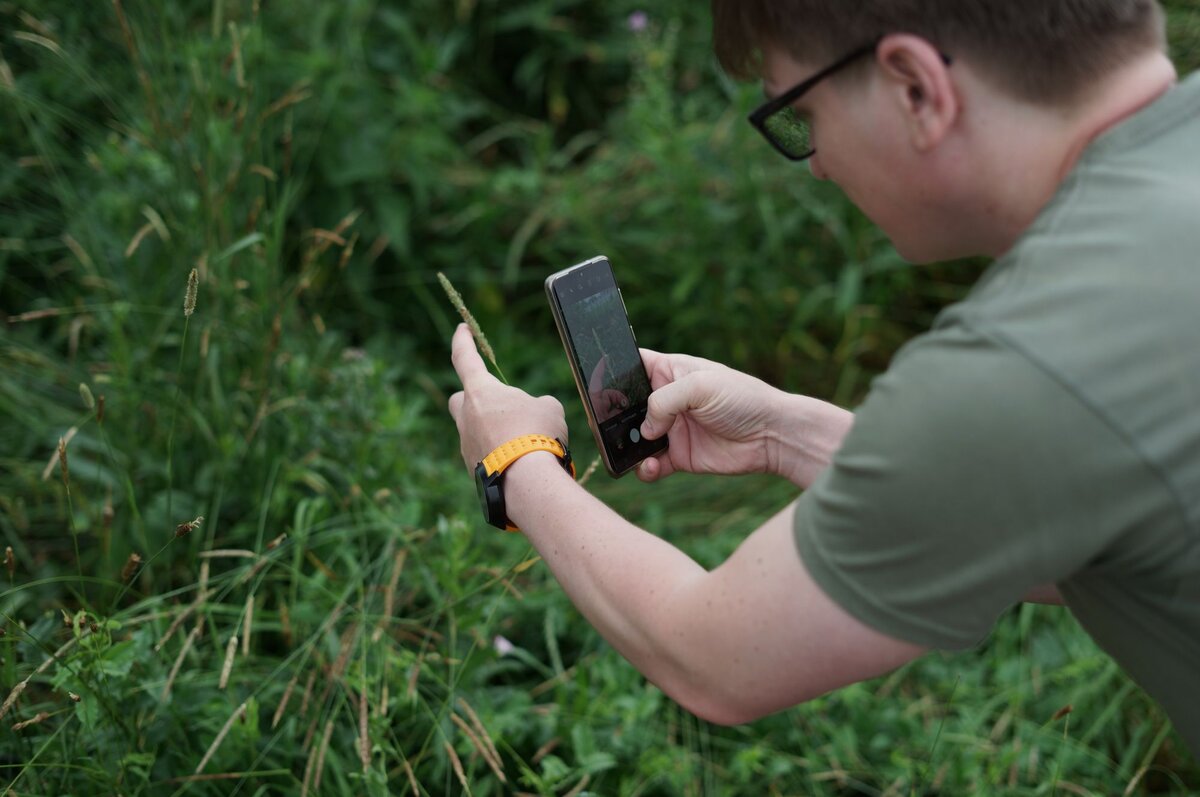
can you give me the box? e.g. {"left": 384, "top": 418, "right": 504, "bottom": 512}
{"left": 447, "top": 324, "right": 568, "bottom": 469}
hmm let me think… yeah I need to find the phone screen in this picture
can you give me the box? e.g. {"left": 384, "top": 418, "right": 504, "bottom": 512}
{"left": 547, "top": 257, "right": 667, "bottom": 476}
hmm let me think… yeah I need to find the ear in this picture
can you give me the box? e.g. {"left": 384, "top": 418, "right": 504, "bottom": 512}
{"left": 875, "top": 34, "right": 959, "bottom": 152}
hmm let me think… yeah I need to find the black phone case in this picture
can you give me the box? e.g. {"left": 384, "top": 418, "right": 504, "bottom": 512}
{"left": 545, "top": 256, "right": 669, "bottom": 477}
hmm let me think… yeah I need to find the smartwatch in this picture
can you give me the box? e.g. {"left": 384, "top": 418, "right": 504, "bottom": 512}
{"left": 475, "top": 435, "right": 575, "bottom": 531}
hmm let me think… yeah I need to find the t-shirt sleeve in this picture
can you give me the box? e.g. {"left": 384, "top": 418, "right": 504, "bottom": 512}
{"left": 794, "top": 324, "right": 1148, "bottom": 650}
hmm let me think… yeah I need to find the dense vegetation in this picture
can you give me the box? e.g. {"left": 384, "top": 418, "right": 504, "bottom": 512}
{"left": 2, "top": 2, "right": 1198, "bottom": 794}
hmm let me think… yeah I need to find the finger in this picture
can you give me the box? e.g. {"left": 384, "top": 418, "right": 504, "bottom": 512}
{"left": 639, "top": 348, "right": 669, "bottom": 389}
{"left": 636, "top": 453, "right": 676, "bottom": 483}
{"left": 641, "top": 378, "right": 699, "bottom": 440}
{"left": 448, "top": 391, "right": 464, "bottom": 423}
{"left": 450, "top": 323, "right": 492, "bottom": 387}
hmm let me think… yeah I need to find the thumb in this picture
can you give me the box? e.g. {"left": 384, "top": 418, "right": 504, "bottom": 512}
{"left": 641, "top": 378, "right": 698, "bottom": 440}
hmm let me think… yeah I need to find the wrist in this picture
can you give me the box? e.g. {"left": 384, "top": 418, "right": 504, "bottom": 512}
{"left": 504, "top": 450, "right": 576, "bottom": 530}
{"left": 475, "top": 436, "right": 573, "bottom": 531}
{"left": 767, "top": 394, "right": 854, "bottom": 488}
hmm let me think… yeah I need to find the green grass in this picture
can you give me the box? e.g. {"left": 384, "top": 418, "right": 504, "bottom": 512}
{"left": 0, "top": 1, "right": 1198, "bottom": 795}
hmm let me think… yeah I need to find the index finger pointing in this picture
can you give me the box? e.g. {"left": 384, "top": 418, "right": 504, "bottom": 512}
{"left": 451, "top": 323, "right": 493, "bottom": 387}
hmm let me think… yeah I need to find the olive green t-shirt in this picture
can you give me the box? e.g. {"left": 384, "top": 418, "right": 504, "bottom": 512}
{"left": 794, "top": 71, "right": 1200, "bottom": 754}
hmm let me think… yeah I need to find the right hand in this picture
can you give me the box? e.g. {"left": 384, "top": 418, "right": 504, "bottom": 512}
{"left": 636, "top": 351, "right": 855, "bottom": 486}
{"left": 636, "top": 351, "right": 790, "bottom": 483}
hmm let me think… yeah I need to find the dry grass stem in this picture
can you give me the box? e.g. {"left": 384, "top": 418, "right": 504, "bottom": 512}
{"left": 124, "top": 221, "right": 155, "bottom": 258}
{"left": 161, "top": 625, "right": 201, "bottom": 701}
{"left": 197, "top": 549, "right": 256, "bottom": 559}
{"left": 267, "top": 532, "right": 287, "bottom": 550}
{"left": 219, "top": 635, "right": 238, "bottom": 689}
{"left": 358, "top": 684, "right": 370, "bottom": 772}
{"left": 13, "top": 31, "right": 65, "bottom": 58}
{"left": 238, "top": 555, "right": 269, "bottom": 586}
{"left": 444, "top": 740, "right": 472, "bottom": 796}
{"left": 577, "top": 455, "right": 602, "bottom": 487}
{"left": 299, "top": 669, "right": 316, "bottom": 718}
{"left": 378, "top": 681, "right": 389, "bottom": 719}
{"left": 313, "top": 719, "right": 335, "bottom": 792}
{"left": 372, "top": 549, "right": 407, "bottom": 642}
{"left": 337, "top": 232, "right": 359, "bottom": 270}
{"left": 1, "top": 638, "right": 77, "bottom": 721}
{"left": 184, "top": 267, "right": 199, "bottom": 317}
{"left": 155, "top": 568, "right": 208, "bottom": 652}
{"left": 402, "top": 758, "right": 419, "bottom": 796}
{"left": 457, "top": 697, "right": 503, "bottom": 772}
{"left": 271, "top": 673, "right": 298, "bottom": 729}
{"left": 565, "top": 773, "right": 592, "bottom": 797}
{"left": 141, "top": 204, "right": 169, "bottom": 240}
{"left": 0, "top": 54, "right": 14, "bottom": 92}
{"left": 406, "top": 658, "right": 421, "bottom": 702}
{"left": 11, "top": 711, "right": 51, "bottom": 731}
{"left": 451, "top": 712, "right": 506, "bottom": 783}
{"left": 62, "top": 234, "right": 94, "bottom": 271}
{"left": 41, "top": 427, "right": 76, "bottom": 481}
{"left": 110, "top": 0, "right": 163, "bottom": 137}
{"left": 242, "top": 593, "right": 254, "bottom": 656}
{"left": 194, "top": 700, "right": 248, "bottom": 775}
{"left": 300, "top": 738, "right": 317, "bottom": 797}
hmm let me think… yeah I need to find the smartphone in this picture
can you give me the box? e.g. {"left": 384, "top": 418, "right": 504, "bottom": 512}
{"left": 545, "top": 256, "right": 668, "bottom": 477}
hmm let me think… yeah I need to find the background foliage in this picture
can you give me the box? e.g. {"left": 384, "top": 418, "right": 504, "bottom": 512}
{"left": 1, "top": 1, "right": 1198, "bottom": 794}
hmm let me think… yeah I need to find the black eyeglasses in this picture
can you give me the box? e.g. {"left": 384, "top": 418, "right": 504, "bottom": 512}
{"left": 748, "top": 38, "right": 883, "bottom": 162}
{"left": 749, "top": 38, "right": 952, "bottom": 162}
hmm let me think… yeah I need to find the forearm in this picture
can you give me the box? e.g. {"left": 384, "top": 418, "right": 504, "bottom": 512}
{"left": 768, "top": 394, "right": 855, "bottom": 488}
{"left": 504, "top": 452, "right": 714, "bottom": 708}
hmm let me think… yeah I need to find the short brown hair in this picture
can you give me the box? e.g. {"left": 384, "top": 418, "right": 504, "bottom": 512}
{"left": 713, "top": 1, "right": 1167, "bottom": 104}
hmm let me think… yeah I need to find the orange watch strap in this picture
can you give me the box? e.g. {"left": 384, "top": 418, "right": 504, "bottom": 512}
{"left": 482, "top": 435, "right": 576, "bottom": 478}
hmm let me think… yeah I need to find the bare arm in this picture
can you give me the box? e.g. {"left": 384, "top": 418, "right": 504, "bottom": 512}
{"left": 506, "top": 452, "right": 925, "bottom": 724}
{"left": 447, "top": 326, "right": 924, "bottom": 723}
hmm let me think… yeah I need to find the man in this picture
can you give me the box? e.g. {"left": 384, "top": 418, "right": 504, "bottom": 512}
{"left": 448, "top": 1, "right": 1199, "bottom": 755}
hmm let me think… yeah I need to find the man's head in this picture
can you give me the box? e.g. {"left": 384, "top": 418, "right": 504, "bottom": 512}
{"left": 714, "top": 2, "right": 1172, "bottom": 262}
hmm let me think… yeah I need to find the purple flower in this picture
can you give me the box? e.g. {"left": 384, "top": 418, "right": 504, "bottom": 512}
{"left": 493, "top": 635, "right": 515, "bottom": 656}
{"left": 627, "top": 11, "right": 648, "bottom": 32}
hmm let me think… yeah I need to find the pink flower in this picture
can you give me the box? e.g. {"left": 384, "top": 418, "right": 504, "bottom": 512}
{"left": 627, "top": 11, "right": 648, "bottom": 32}
{"left": 493, "top": 635, "right": 515, "bottom": 656}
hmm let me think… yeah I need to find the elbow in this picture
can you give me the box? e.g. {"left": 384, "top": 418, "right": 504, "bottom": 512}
{"left": 666, "top": 682, "right": 779, "bottom": 728}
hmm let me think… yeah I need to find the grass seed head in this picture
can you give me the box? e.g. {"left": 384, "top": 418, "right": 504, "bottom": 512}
{"left": 57, "top": 436, "right": 69, "bottom": 486}
{"left": 121, "top": 552, "right": 142, "bottom": 582}
{"left": 437, "top": 271, "right": 504, "bottom": 381}
{"left": 4, "top": 546, "right": 13, "bottom": 578}
{"left": 175, "top": 516, "right": 204, "bottom": 538}
{"left": 78, "top": 383, "right": 95, "bottom": 410}
{"left": 12, "top": 710, "right": 51, "bottom": 732}
{"left": 184, "top": 268, "right": 199, "bottom": 317}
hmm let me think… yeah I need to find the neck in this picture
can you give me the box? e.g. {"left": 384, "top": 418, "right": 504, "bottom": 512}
{"left": 962, "top": 52, "right": 1178, "bottom": 258}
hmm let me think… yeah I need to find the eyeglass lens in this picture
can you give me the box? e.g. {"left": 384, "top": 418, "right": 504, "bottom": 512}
{"left": 764, "top": 106, "right": 813, "bottom": 158}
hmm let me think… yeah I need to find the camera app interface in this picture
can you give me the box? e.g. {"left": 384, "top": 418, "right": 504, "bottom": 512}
{"left": 560, "top": 277, "right": 652, "bottom": 429}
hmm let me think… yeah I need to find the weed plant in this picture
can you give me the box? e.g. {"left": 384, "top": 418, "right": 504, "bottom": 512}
{"left": 1, "top": 1, "right": 1198, "bottom": 795}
